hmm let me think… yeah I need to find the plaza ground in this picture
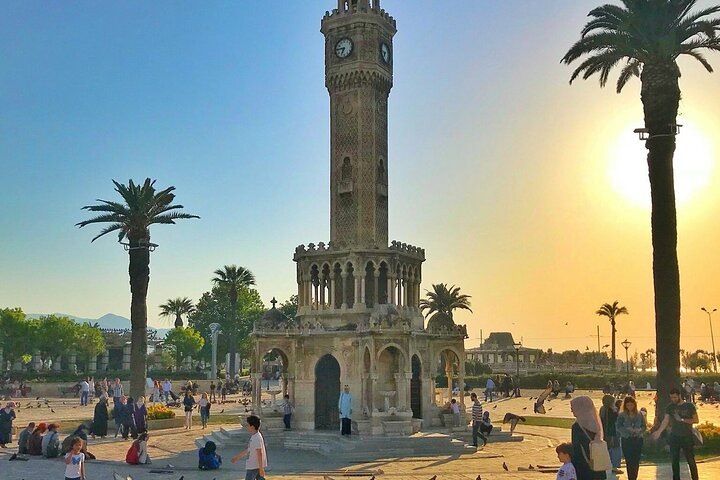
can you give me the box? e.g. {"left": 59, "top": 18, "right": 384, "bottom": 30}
{"left": 2, "top": 389, "right": 719, "bottom": 479}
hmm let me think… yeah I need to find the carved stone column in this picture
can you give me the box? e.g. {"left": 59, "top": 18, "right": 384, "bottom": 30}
{"left": 122, "top": 344, "right": 131, "bottom": 371}
{"left": 329, "top": 276, "right": 336, "bottom": 309}
{"left": 370, "top": 373, "right": 379, "bottom": 412}
{"left": 340, "top": 271, "right": 348, "bottom": 309}
{"left": 388, "top": 276, "right": 395, "bottom": 305}
{"left": 251, "top": 372, "right": 263, "bottom": 413}
{"left": 68, "top": 352, "right": 77, "bottom": 374}
{"left": 401, "top": 279, "right": 407, "bottom": 308}
{"left": 373, "top": 270, "right": 380, "bottom": 307}
{"left": 359, "top": 275, "right": 366, "bottom": 306}
{"left": 100, "top": 350, "right": 109, "bottom": 371}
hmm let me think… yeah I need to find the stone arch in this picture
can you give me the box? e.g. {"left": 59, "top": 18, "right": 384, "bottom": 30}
{"left": 435, "top": 347, "right": 464, "bottom": 407}
{"left": 376, "top": 344, "right": 406, "bottom": 412}
{"left": 261, "top": 346, "right": 290, "bottom": 396}
{"left": 314, "top": 353, "right": 341, "bottom": 430}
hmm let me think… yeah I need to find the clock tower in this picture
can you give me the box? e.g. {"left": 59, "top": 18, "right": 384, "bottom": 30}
{"left": 321, "top": 0, "right": 396, "bottom": 249}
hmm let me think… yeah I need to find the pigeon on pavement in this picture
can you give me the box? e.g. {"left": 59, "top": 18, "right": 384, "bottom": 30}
{"left": 503, "top": 461, "right": 509, "bottom": 471}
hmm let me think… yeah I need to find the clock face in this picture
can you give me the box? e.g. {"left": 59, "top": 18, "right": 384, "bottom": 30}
{"left": 335, "top": 38, "right": 353, "bottom": 58}
{"left": 380, "top": 43, "right": 391, "bottom": 64}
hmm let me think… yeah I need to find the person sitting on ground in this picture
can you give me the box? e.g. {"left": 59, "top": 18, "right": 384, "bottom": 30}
{"left": 17, "top": 422, "right": 35, "bottom": 455}
{"left": 125, "top": 432, "right": 151, "bottom": 465}
{"left": 42, "top": 423, "right": 61, "bottom": 458}
{"left": 27, "top": 422, "right": 47, "bottom": 455}
{"left": 502, "top": 412, "right": 526, "bottom": 435}
{"left": 564, "top": 382, "right": 575, "bottom": 399}
{"left": 555, "top": 442, "right": 577, "bottom": 480}
{"left": 198, "top": 440, "right": 222, "bottom": 470}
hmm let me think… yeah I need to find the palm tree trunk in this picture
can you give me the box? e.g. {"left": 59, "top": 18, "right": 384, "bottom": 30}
{"left": 128, "top": 241, "right": 150, "bottom": 399}
{"left": 611, "top": 319, "right": 616, "bottom": 370}
{"left": 641, "top": 62, "right": 682, "bottom": 421}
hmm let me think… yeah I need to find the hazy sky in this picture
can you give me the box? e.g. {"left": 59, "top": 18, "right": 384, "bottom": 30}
{"left": 2, "top": 1, "right": 719, "bottom": 358}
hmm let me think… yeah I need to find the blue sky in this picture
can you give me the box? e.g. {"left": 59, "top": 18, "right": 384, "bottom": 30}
{"left": 2, "top": 1, "right": 719, "bottom": 354}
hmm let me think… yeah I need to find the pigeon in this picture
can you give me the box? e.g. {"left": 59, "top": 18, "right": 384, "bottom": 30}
{"left": 565, "top": 322, "right": 568, "bottom": 325}
{"left": 492, "top": 405, "right": 497, "bottom": 409}
{"left": 522, "top": 407, "right": 527, "bottom": 410}
{"left": 112, "top": 473, "right": 133, "bottom": 480}
{"left": 219, "top": 409, "right": 224, "bottom": 414}
{"left": 476, "top": 476, "right": 482, "bottom": 480}
{"left": 323, "top": 476, "right": 336, "bottom": 480}
{"left": 548, "top": 407, "right": 553, "bottom": 411}
{"left": 428, "top": 476, "right": 437, "bottom": 480}
{"left": 529, "top": 464, "right": 535, "bottom": 469}
{"left": 503, "top": 462, "right": 509, "bottom": 471}
{"left": 178, "top": 476, "right": 184, "bottom": 480}
{"left": 8, "top": 453, "right": 17, "bottom": 461}
{"left": 35, "top": 396, "right": 40, "bottom": 400}
{"left": 51, "top": 408, "right": 56, "bottom": 413}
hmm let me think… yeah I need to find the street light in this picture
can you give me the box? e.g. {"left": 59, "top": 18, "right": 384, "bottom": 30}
{"left": 513, "top": 342, "right": 522, "bottom": 379}
{"left": 702, "top": 307, "right": 718, "bottom": 372}
{"left": 209, "top": 323, "right": 221, "bottom": 380}
{"left": 621, "top": 339, "right": 632, "bottom": 377}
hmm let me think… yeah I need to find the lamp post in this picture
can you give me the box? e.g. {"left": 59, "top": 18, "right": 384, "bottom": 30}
{"left": 621, "top": 339, "right": 632, "bottom": 377}
{"left": 513, "top": 342, "right": 522, "bottom": 378}
{"left": 702, "top": 307, "right": 718, "bottom": 372}
{"left": 209, "top": 323, "right": 221, "bottom": 380}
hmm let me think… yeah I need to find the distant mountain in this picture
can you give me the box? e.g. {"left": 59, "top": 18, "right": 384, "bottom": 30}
{"left": 27, "top": 312, "right": 171, "bottom": 338}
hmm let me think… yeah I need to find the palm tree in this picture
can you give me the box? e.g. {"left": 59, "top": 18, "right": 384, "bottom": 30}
{"left": 419, "top": 283, "right": 472, "bottom": 329}
{"left": 212, "top": 265, "right": 256, "bottom": 377}
{"left": 77, "top": 179, "right": 199, "bottom": 398}
{"left": 159, "top": 297, "right": 195, "bottom": 328}
{"left": 562, "top": 0, "right": 720, "bottom": 415}
{"left": 596, "top": 301, "right": 629, "bottom": 370}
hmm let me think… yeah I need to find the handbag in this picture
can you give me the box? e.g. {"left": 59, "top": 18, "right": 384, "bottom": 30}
{"left": 692, "top": 427, "right": 703, "bottom": 446}
{"left": 580, "top": 426, "right": 612, "bottom": 472}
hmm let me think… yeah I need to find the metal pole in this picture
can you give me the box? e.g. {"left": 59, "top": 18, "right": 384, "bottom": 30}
{"left": 703, "top": 308, "right": 718, "bottom": 373}
{"left": 597, "top": 325, "right": 600, "bottom": 353}
{"left": 209, "top": 323, "right": 220, "bottom": 380}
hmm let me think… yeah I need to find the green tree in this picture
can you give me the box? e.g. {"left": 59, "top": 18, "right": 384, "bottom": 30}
{"left": 75, "top": 323, "right": 106, "bottom": 370}
{"left": 419, "top": 283, "right": 472, "bottom": 329}
{"left": 77, "top": 178, "right": 199, "bottom": 398}
{"left": 562, "top": 0, "right": 720, "bottom": 417}
{"left": 35, "top": 315, "right": 80, "bottom": 367}
{"left": 211, "top": 265, "right": 256, "bottom": 376}
{"left": 0, "top": 308, "right": 37, "bottom": 366}
{"left": 163, "top": 327, "right": 205, "bottom": 369}
{"left": 278, "top": 295, "right": 298, "bottom": 323}
{"left": 159, "top": 297, "right": 195, "bottom": 328}
{"left": 189, "top": 285, "right": 264, "bottom": 375}
{"left": 595, "top": 301, "right": 629, "bottom": 371}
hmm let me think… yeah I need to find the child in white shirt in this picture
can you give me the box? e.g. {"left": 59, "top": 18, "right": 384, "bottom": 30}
{"left": 450, "top": 398, "right": 461, "bottom": 427}
{"left": 64, "top": 437, "right": 85, "bottom": 480}
{"left": 555, "top": 442, "right": 577, "bottom": 480}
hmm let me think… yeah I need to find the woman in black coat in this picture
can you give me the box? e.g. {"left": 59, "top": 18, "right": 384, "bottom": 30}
{"left": 92, "top": 396, "right": 109, "bottom": 438}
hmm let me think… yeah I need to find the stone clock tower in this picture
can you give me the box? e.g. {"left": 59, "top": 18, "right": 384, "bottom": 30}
{"left": 321, "top": 0, "right": 396, "bottom": 249}
{"left": 251, "top": 0, "right": 467, "bottom": 436}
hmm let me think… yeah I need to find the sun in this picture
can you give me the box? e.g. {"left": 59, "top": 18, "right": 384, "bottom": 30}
{"left": 607, "top": 121, "right": 715, "bottom": 209}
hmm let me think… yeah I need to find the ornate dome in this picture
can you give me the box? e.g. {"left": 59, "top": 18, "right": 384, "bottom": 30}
{"left": 426, "top": 312, "right": 455, "bottom": 331}
{"left": 256, "top": 298, "right": 289, "bottom": 328}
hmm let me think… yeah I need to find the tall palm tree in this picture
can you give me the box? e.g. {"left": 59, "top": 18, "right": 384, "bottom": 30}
{"left": 596, "top": 301, "right": 629, "bottom": 370}
{"left": 77, "top": 179, "right": 199, "bottom": 398}
{"left": 562, "top": 0, "right": 720, "bottom": 415}
{"left": 212, "top": 265, "right": 256, "bottom": 377}
{"left": 419, "top": 283, "right": 472, "bottom": 329}
{"left": 159, "top": 297, "right": 195, "bottom": 328}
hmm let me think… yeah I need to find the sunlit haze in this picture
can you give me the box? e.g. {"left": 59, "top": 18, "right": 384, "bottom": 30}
{"left": 1, "top": 1, "right": 719, "bottom": 358}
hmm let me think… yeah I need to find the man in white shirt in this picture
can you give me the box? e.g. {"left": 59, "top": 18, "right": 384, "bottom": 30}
{"left": 163, "top": 380, "right": 172, "bottom": 402}
{"left": 79, "top": 378, "right": 90, "bottom": 406}
{"left": 231, "top": 415, "right": 267, "bottom": 480}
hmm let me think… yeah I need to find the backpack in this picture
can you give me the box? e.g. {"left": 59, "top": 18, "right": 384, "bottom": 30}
{"left": 125, "top": 441, "right": 140, "bottom": 464}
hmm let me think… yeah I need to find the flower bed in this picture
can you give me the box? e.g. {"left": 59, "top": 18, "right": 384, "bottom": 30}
{"left": 147, "top": 404, "right": 175, "bottom": 420}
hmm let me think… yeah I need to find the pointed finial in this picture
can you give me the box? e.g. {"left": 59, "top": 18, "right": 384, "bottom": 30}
{"left": 270, "top": 297, "right": 277, "bottom": 308}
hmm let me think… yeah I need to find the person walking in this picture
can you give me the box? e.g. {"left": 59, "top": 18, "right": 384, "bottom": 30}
{"left": 485, "top": 377, "right": 495, "bottom": 402}
{"left": 210, "top": 381, "right": 217, "bottom": 403}
{"left": 162, "top": 379, "right": 172, "bottom": 402}
{"left": 231, "top": 415, "right": 267, "bottom": 480}
{"left": 599, "top": 394, "right": 622, "bottom": 473}
{"left": 92, "top": 395, "right": 109, "bottom": 438}
{"left": 0, "top": 401, "right": 16, "bottom": 448}
{"left": 118, "top": 397, "right": 136, "bottom": 440}
{"left": 616, "top": 396, "right": 646, "bottom": 480}
{"left": 198, "top": 393, "right": 211, "bottom": 429}
{"left": 282, "top": 394, "right": 294, "bottom": 430}
{"left": 652, "top": 387, "right": 699, "bottom": 480}
{"left": 470, "top": 392, "right": 484, "bottom": 447}
{"left": 338, "top": 384, "right": 353, "bottom": 435}
{"left": 570, "top": 395, "right": 606, "bottom": 480}
{"left": 111, "top": 378, "right": 124, "bottom": 411}
{"left": 183, "top": 391, "right": 196, "bottom": 430}
{"left": 79, "top": 378, "right": 90, "bottom": 406}
{"left": 133, "top": 396, "right": 148, "bottom": 434}
{"left": 220, "top": 380, "right": 227, "bottom": 404}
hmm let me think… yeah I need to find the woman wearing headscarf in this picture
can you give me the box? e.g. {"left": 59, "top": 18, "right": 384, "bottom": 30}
{"left": 27, "top": 422, "right": 47, "bottom": 455}
{"left": 570, "top": 395, "right": 607, "bottom": 480}
{"left": 599, "top": 394, "right": 621, "bottom": 472}
{"left": 133, "top": 396, "right": 148, "bottom": 434}
{"left": 0, "top": 401, "right": 16, "bottom": 448}
{"left": 92, "top": 395, "right": 109, "bottom": 439}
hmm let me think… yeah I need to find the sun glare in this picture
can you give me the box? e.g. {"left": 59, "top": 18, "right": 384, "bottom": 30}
{"left": 608, "top": 122, "right": 715, "bottom": 209}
